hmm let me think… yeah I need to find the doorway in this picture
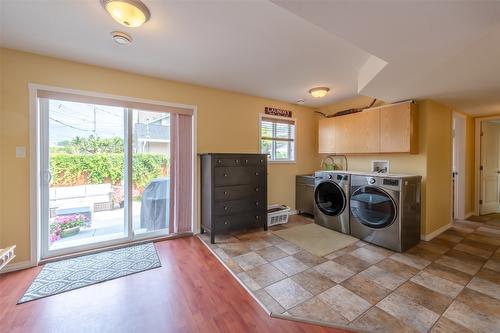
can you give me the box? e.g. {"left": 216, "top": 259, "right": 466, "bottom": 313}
{"left": 452, "top": 112, "right": 466, "bottom": 220}
{"left": 31, "top": 86, "right": 195, "bottom": 262}
{"left": 478, "top": 118, "right": 500, "bottom": 215}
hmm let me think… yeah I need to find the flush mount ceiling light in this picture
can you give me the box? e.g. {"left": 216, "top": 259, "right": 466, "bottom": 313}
{"left": 309, "top": 87, "right": 330, "bottom": 98}
{"left": 101, "top": 0, "right": 151, "bottom": 27}
{"left": 111, "top": 31, "right": 133, "bottom": 45}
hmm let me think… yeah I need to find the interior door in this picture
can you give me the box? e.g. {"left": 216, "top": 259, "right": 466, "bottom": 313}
{"left": 480, "top": 121, "right": 500, "bottom": 214}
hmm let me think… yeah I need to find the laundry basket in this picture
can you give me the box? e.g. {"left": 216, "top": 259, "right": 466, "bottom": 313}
{"left": 267, "top": 204, "right": 290, "bottom": 227}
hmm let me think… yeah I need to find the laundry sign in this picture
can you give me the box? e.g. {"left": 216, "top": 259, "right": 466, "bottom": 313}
{"left": 265, "top": 107, "right": 292, "bottom": 118}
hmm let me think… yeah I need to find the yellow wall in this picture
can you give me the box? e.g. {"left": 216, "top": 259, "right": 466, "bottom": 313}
{"left": 0, "top": 48, "right": 319, "bottom": 263}
{"left": 318, "top": 98, "right": 453, "bottom": 236}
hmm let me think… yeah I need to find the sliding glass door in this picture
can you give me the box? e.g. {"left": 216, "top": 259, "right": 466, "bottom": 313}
{"left": 39, "top": 98, "right": 170, "bottom": 258}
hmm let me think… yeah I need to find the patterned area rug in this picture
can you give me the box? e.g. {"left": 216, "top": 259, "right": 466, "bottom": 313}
{"left": 18, "top": 243, "right": 161, "bottom": 304}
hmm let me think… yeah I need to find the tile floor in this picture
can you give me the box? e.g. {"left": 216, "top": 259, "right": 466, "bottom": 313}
{"left": 198, "top": 215, "right": 500, "bottom": 333}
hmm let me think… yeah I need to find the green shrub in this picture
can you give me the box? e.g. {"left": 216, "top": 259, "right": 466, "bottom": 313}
{"left": 50, "top": 153, "right": 169, "bottom": 189}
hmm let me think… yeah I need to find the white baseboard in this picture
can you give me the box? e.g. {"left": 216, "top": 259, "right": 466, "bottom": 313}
{"left": 0, "top": 260, "right": 33, "bottom": 274}
{"left": 288, "top": 209, "right": 299, "bottom": 215}
{"left": 420, "top": 222, "right": 453, "bottom": 241}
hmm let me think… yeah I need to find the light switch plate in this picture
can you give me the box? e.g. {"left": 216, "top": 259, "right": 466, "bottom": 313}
{"left": 16, "top": 146, "right": 26, "bottom": 158}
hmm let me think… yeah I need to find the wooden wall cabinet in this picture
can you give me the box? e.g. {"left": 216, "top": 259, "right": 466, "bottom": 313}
{"left": 318, "top": 102, "right": 417, "bottom": 154}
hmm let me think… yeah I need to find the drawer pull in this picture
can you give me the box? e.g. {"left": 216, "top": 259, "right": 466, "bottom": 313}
{"left": 260, "top": 159, "right": 264, "bottom": 163}
{"left": 224, "top": 206, "right": 228, "bottom": 211}
{"left": 224, "top": 221, "right": 228, "bottom": 225}
{"left": 255, "top": 215, "right": 260, "bottom": 220}
{"left": 235, "top": 159, "right": 240, "bottom": 163}
{"left": 217, "top": 159, "right": 222, "bottom": 164}
{"left": 224, "top": 191, "right": 228, "bottom": 195}
{"left": 255, "top": 172, "right": 259, "bottom": 176}
{"left": 223, "top": 173, "right": 228, "bottom": 177}
{"left": 255, "top": 187, "right": 260, "bottom": 192}
{"left": 245, "top": 159, "right": 249, "bottom": 163}
{"left": 255, "top": 201, "right": 259, "bottom": 206}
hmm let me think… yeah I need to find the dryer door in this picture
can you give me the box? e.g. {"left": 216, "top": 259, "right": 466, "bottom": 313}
{"left": 314, "top": 181, "right": 346, "bottom": 216}
{"left": 350, "top": 186, "right": 397, "bottom": 229}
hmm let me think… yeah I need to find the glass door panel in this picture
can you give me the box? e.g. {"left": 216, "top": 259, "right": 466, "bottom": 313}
{"left": 131, "top": 109, "right": 170, "bottom": 236}
{"left": 43, "top": 98, "right": 127, "bottom": 254}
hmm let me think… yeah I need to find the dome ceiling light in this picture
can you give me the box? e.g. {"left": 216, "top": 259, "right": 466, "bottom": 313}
{"left": 101, "top": 0, "right": 151, "bottom": 28}
{"left": 309, "top": 87, "right": 330, "bottom": 98}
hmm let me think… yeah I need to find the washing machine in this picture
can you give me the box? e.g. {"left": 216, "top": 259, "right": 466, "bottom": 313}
{"left": 313, "top": 171, "right": 350, "bottom": 234}
{"left": 349, "top": 174, "right": 421, "bottom": 252}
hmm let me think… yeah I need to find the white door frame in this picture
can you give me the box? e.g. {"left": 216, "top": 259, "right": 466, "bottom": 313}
{"left": 475, "top": 115, "right": 500, "bottom": 216}
{"left": 452, "top": 112, "right": 466, "bottom": 220}
{"left": 29, "top": 83, "right": 197, "bottom": 266}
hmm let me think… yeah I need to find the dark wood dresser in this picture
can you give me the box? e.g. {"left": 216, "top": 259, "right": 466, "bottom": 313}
{"left": 200, "top": 153, "right": 267, "bottom": 243}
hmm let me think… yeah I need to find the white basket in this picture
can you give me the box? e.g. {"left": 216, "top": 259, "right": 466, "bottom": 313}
{"left": 267, "top": 204, "right": 290, "bottom": 227}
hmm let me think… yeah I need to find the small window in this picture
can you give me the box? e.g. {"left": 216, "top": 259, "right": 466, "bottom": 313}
{"left": 260, "top": 115, "right": 296, "bottom": 162}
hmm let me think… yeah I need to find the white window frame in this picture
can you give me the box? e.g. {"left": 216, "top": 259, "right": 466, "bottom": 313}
{"left": 259, "top": 113, "right": 296, "bottom": 164}
{"left": 29, "top": 83, "right": 197, "bottom": 265}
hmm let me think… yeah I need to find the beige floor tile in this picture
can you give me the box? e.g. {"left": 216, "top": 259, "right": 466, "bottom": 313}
{"left": 358, "top": 265, "right": 407, "bottom": 290}
{"left": 275, "top": 241, "right": 302, "bottom": 255}
{"left": 377, "top": 293, "right": 440, "bottom": 333}
{"left": 318, "top": 285, "right": 371, "bottom": 321}
{"left": 484, "top": 259, "right": 500, "bottom": 272}
{"left": 423, "top": 262, "right": 472, "bottom": 286}
{"left": 436, "top": 233, "right": 463, "bottom": 243}
{"left": 443, "top": 299, "right": 500, "bottom": 333}
{"left": 430, "top": 317, "right": 474, "bottom": 333}
{"left": 213, "top": 248, "right": 243, "bottom": 273}
{"left": 245, "top": 263, "right": 286, "bottom": 288}
{"left": 465, "top": 233, "right": 500, "bottom": 246}
{"left": 217, "top": 242, "right": 252, "bottom": 257}
{"left": 453, "top": 243, "right": 493, "bottom": 259}
{"left": 435, "top": 255, "right": 482, "bottom": 275}
{"left": 341, "top": 273, "right": 392, "bottom": 305}
{"left": 390, "top": 252, "right": 431, "bottom": 270}
{"left": 244, "top": 238, "right": 272, "bottom": 251}
{"left": 290, "top": 268, "right": 336, "bottom": 295}
{"left": 395, "top": 281, "right": 453, "bottom": 314}
{"left": 410, "top": 270, "right": 464, "bottom": 298}
{"left": 271, "top": 256, "right": 309, "bottom": 276}
{"left": 236, "top": 271, "right": 261, "bottom": 291}
{"left": 476, "top": 267, "right": 500, "bottom": 285}
{"left": 292, "top": 250, "right": 327, "bottom": 267}
{"left": 352, "top": 307, "right": 419, "bottom": 333}
{"left": 349, "top": 246, "right": 387, "bottom": 264}
{"left": 254, "top": 289, "right": 285, "bottom": 314}
{"left": 477, "top": 226, "right": 500, "bottom": 235}
{"left": 363, "top": 244, "right": 396, "bottom": 256}
{"left": 406, "top": 246, "right": 442, "bottom": 261}
{"left": 460, "top": 238, "right": 498, "bottom": 252}
{"left": 313, "top": 260, "right": 355, "bottom": 283}
{"left": 254, "top": 246, "right": 288, "bottom": 262}
{"left": 416, "top": 241, "right": 449, "bottom": 254}
{"left": 467, "top": 276, "right": 500, "bottom": 300}
{"left": 288, "top": 297, "right": 349, "bottom": 325}
{"left": 264, "top": 278, "right": 313, "bottom": 310}
{"left": 375, "top": 258, "right": 420, "bottom": 279}
{"left": 332, "top": 254, "right": 372, "bottom": 273}
{"left": 233, "top": 252, "right": 267, "bottom": 271}
{"left": 428, "top": 237, "right": 456, "bottom": 249}
{"left": 455, "top": 287, "right": 500, "bottom": 319}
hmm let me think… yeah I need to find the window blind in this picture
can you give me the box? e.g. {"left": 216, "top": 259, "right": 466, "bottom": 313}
{"left": 260, "top": 116, "right": 295, "bottom": 161}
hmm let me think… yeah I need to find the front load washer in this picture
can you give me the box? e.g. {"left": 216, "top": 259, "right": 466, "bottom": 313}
{"left": 349, "top": 174, "right": 421, "bottom": 252}
{"left": 314, "top": 171, "right": 350, "bottom": 234}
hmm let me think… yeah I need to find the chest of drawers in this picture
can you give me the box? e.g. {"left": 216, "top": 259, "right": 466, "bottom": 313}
{"left": 200, "top": 153, "right": 267, "bottom": 243}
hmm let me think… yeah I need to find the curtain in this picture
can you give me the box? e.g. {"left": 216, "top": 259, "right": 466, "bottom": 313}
{"left": 169, "top": 113, "right": 193, "bottom": 233}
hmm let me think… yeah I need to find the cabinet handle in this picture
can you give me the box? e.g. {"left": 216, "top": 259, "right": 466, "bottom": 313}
{"left": 255, "top": 172, "right": 259, "bottom": 176}
{"left": 245, "top": 159, "right": 249, "bottom": 163}
{"left": 255, "top": 187, "right": 259, "bottom": 192}
{"left": 224, "top": 206, "right": 228, "bottom": 211}
{"left": 223, "top": 191, "right": 228, "bottom": 195}
{"left": 217, "top": 159, "right": 222, "bottom": 164}
{"left": 260, "top": 159, "right": 264, "bottom": 163}
{"left": 235, "top": 159, "right": 240, "bottom": 163}
{"left": 255, "top": 201, "right": 259, "bottom": 206}
{"left": 224, "top": 221, "right": 228, "bottom": 225}
{"left": 255, "top": 215, "right": 260, "bottom": 220}
{"left": 223, "top": 173, "right": 228, "bottom": 177}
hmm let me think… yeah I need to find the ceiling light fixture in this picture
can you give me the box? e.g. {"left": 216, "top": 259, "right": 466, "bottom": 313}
{"left": 111, "top": 31, "right": 133, "bottom": 45}
{"left": 309, "top": 87, "right": 330, "bottom": 98}
{"left": 101, "top": 0, "right": 151, "bottom": 27}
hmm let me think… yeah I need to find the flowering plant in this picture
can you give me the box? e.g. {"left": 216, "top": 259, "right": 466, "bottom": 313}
{"left": 49, "top": 214, "right": 89, "bottom": 243}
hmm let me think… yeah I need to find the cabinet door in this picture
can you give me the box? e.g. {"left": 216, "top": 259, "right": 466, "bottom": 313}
{"left": 318, "top": 118, "right": 336, "bottom": 153}
{"left": 350, "top": 109, "right": 381, "bottom": 153}
{"left": 380, "top": 103, "right": 416, "bottom": 153}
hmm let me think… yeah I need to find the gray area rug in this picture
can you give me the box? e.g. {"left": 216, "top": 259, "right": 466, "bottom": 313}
{"left": 18, "top": 243, "right": 161, "bottom": 304}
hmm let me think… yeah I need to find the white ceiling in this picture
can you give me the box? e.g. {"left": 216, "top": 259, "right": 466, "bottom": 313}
{"left": 0, "top": 0, "right": 369, "bottom": 107}
{"left": 1, "top": 1, "right": 500, "bottom": 114}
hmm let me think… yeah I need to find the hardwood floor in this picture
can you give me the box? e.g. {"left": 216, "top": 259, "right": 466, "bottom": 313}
{"left": 0, "top": 237, "right": 351, "bottom": 333}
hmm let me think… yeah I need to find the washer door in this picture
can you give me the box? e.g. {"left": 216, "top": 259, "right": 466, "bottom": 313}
{"left": 314, "top": 181, "right": 346, "bottom": 216}
{"left": 350, "top": 186, "right": 397, "bottom": 229}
